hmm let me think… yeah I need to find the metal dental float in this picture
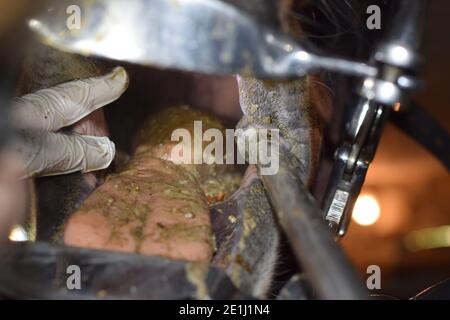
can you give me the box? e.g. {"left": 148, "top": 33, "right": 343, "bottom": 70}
{"left": 27, "top": 0, "right": 373, "bottom": 299}
{"left": 29, "top": 0, "right": 377, "bottom": 79}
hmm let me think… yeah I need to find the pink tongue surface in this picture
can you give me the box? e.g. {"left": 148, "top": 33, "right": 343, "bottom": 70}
{"left": 72, "top": 110, "right": 110, "bottom": 138}
{"left": 72, "top": 109, "right": 110, "bottom": 188}
{"left": 64, "top": 107, "right": 215, "bottom": 261}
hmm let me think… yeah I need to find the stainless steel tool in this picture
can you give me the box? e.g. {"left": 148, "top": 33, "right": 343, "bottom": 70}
{"left": 322, "top": 0, "right": 427, "bottom": 237}
{"left": 29, "top": 0, "right": 377, "bottom": 79}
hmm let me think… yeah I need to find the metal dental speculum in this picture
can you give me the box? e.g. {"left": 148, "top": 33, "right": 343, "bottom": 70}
{"left": 29, "top": 0, "right": 377, "bottom": 79}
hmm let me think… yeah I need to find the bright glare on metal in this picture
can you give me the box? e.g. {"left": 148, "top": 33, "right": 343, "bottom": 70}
{"left": 8, "top": 225, "right": 29, "bottom": 242}
{"left": 391, "top": 45, "right": 409, "bottom": 64}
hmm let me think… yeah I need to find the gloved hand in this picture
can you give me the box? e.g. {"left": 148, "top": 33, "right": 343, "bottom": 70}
{"left": 9, "top": 66, "right": 129, "bottom": 179}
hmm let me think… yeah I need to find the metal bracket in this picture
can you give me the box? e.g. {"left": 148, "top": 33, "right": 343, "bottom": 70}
{"left": 323, "top": 0, "right": 427, "bottom": 237}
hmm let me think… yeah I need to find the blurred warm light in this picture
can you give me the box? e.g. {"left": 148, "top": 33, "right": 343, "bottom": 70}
{"left": 405, "top": 226, "right": 450, "bottom": 252}
{"left": 8, "top": 225, "right": 28, "bottom": 242}
{"left": 352, "top": 194, "right": 381, "bottom": 226}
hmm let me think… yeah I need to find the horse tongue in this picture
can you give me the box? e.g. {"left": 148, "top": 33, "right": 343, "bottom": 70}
{"left": 72, "top": 109, "right": 111, "bottom": 188}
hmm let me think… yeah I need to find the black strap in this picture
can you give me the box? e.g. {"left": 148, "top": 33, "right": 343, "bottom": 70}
{"left": 390, "top": 102, "right": 450, "bottom": 171}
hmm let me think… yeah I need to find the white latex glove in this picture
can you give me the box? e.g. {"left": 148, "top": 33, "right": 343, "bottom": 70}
{"left": 9, "top": 66, "right": 129, "bottom": 179}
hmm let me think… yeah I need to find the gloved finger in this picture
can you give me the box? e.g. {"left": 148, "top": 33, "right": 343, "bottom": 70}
{"left": 11, "top": 66, "right": 128, "bottom": 132}
{"left": 14, "top": 131, "right": 115, "bottom": 179}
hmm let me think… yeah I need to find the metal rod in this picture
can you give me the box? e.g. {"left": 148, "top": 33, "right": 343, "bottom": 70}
{"left": 260, "top": 159, "right": 368, "bottom": 300}
{"left": 387, "top": 0, "right": 427, "bottom": 52}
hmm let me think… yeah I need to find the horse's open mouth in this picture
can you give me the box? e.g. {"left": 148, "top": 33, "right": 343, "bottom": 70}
{"left": 13, "top": 60, "right": 293, "bottom": 298}
{"left": 2, "top": 0, "right": 335, "bottom": 299}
